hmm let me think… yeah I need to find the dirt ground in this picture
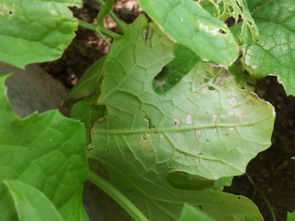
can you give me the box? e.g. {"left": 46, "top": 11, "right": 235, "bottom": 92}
{"left": 42, "top": 1, "right": 295, "bottom": 220}
{"left": 226, "top": 77, "right": 295, "bottom": 221}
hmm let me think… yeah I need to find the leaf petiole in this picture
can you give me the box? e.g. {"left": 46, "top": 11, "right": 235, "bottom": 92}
{"left": 96, "top": 0, "right": 127, "bottom": 33}
{"left": 88, "top": 169, "right": 149, "bottom": 221}
{"left": 96, "top": 0, "right": 115, "bottom": 25}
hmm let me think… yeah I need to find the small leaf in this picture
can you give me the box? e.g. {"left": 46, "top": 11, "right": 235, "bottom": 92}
{"left": 178, "top": 204, "right": 215, "bottom": 221}
{"left": 240, "top": 0, "right": 295, "bottom": 96}
{"left": 138, "top": 0, "right": 239, "bottom": 66}
{"left": 4, "top": 180, "right": 65, "bottom": 221}
{"left": 0, "top": 0, "right": 82, "bottom": 68}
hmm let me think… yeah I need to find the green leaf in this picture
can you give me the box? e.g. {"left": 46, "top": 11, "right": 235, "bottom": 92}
{"left": 228, "top": 61, "right": 256, "bottom": 91}
{"left": 0, "top": 0, "right": 82, "bottom": 68}
{"left": 89, "top": 16, "right": 272, "bottom": 220}
{"left": 0, "top": 75, "right": 88, "bottom": 221}
{"left": 65, "top": 56, "right": 106, "bottom": 103}
{"left": 288, "top": 211, "right": 295, "bottom": 221}
{"left": 138, "top": 0, "right": 239, "bottom": 66}
{"left": 4, "top": 180, "right": 65, "bottom": 221}
{"left": 71, "top": 96, "right": 105, "bottom": 143}
{"left": 240, "top": 0, "right": 295, "bottom": 96}
{"left": 212, "top": 176, "right": 233, "bottom": 191}
{"left": 178, "top": 204, "right": 215, "bottom": 221}
{"left": 167, "top": 172, "right": 215, "bottom": 191}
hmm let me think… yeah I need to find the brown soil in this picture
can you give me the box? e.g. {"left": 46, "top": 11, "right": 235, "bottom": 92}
{"left": 226, "top": 77, "right": 295, "bottom": 221}
{"left": 42, "top": 1, "right": 295, "bottom": 220}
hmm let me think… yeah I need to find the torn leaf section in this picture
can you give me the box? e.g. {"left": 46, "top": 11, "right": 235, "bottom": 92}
{"left": 202, "top": 0, "right": 259, "bottom": 43}
{"left": 138, "top": 0, "right": 239, "bottom": 66}
{"left": 0, "top": 0, "right": 82, "bottom": 68}
{"left": 153, "top": 45, "right": 200, "bottom": 94}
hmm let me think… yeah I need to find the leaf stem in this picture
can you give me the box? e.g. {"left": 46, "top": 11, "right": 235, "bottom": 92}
{"left": 79, "top": 20, "right": 121, "bottom": 39}
{"left": 96, "top": 0, "right": 127, "bottom": 33}
{"left": 79, "top": 20, "right": 111, "bottom": 45}
{"left": 246, "top": 174, "right": 277, "bottom": 221}
{"left": 88, "top": 170, "right": 149, "bottom": 221}
{"left": 96, "top": 0, "right": 115, "bottom": 25}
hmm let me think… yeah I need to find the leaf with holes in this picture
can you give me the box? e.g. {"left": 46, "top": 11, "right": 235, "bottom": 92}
{"left": 88, "top": 16, "right": 273, "bottom": 220}
{"left": 0, "top": 0, "right": 82, "bottom": 68}
{"left": 239, "top": 0, "right": 295, "bottom": 96}
{"left": 0, "top": 75, "right": 88, "bottom": 221}
{"left": 137, "top": 0, "right": 239, "bottom": 66}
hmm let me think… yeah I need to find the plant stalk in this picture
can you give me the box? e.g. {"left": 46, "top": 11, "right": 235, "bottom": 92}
{"left": 97, "top": 0, "right": 115, "bottom": 25}
{"left": 79, "top": 20, "right": 111, "bottom": 45}
{"left": 96, "top": 0, "right": 127, "bottom": 33}
{"left": 79, "top": 20, "right": 121, "bottom": 40}
{"left": 88, "top": 170, "right": 149, "bottom": 221}
{"left": 246, "top": 174, "right": 277, "bottom": 221}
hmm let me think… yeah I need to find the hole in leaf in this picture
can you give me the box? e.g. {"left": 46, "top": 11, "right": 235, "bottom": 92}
{"left": 208, "top": 85, "right": 216, "bottom": 91}
{"left": 167, "top": 171, "right": 214, "bottom": 191}
{"left": 153, "top": 45, "right": 200, "bottom": 94}
{"left": 218, "top": 29, "right": 227, "bottom": 35}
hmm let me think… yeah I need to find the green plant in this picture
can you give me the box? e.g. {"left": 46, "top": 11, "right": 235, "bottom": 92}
{"left": 1, "top": 0, "right": 294, "bottom": 220}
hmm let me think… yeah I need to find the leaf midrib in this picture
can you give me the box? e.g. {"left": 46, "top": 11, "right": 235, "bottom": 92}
{"left": 94, "top": 116, "right": 272, "bottom": 134}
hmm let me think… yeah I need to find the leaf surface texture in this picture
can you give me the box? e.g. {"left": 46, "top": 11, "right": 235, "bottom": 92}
{"left": 138, "top": 0, "right": 239, "bottom": 66}
{"left": 0, "top": 0, "right": 81, "bottom": 68}
{"left": 4, "top": 180, "right": 65, "bottom": 221}
{"left": 242, "top": 0, "right": 295, "bottom": 95}
{"left": 89, "top": 16, "right": 273, "bottom": 220}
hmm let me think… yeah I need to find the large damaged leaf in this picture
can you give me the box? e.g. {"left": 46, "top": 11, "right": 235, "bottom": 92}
{"left": 0, "top": 0, "right": 82, "bottom": 68}
{"left": 240, "top": 0, "right": 295, "bottom": 96}
{"left": 89, "top": 16, "right": 273, "bottom": 220}
{"left": 202, "top": 0, "right": 259, "bottom": 43}
{"left": 0, "top": 75, "right": 88, "bottom": 221}
{"left": 138, "top": 0, "right": 239, "bottom": 66}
